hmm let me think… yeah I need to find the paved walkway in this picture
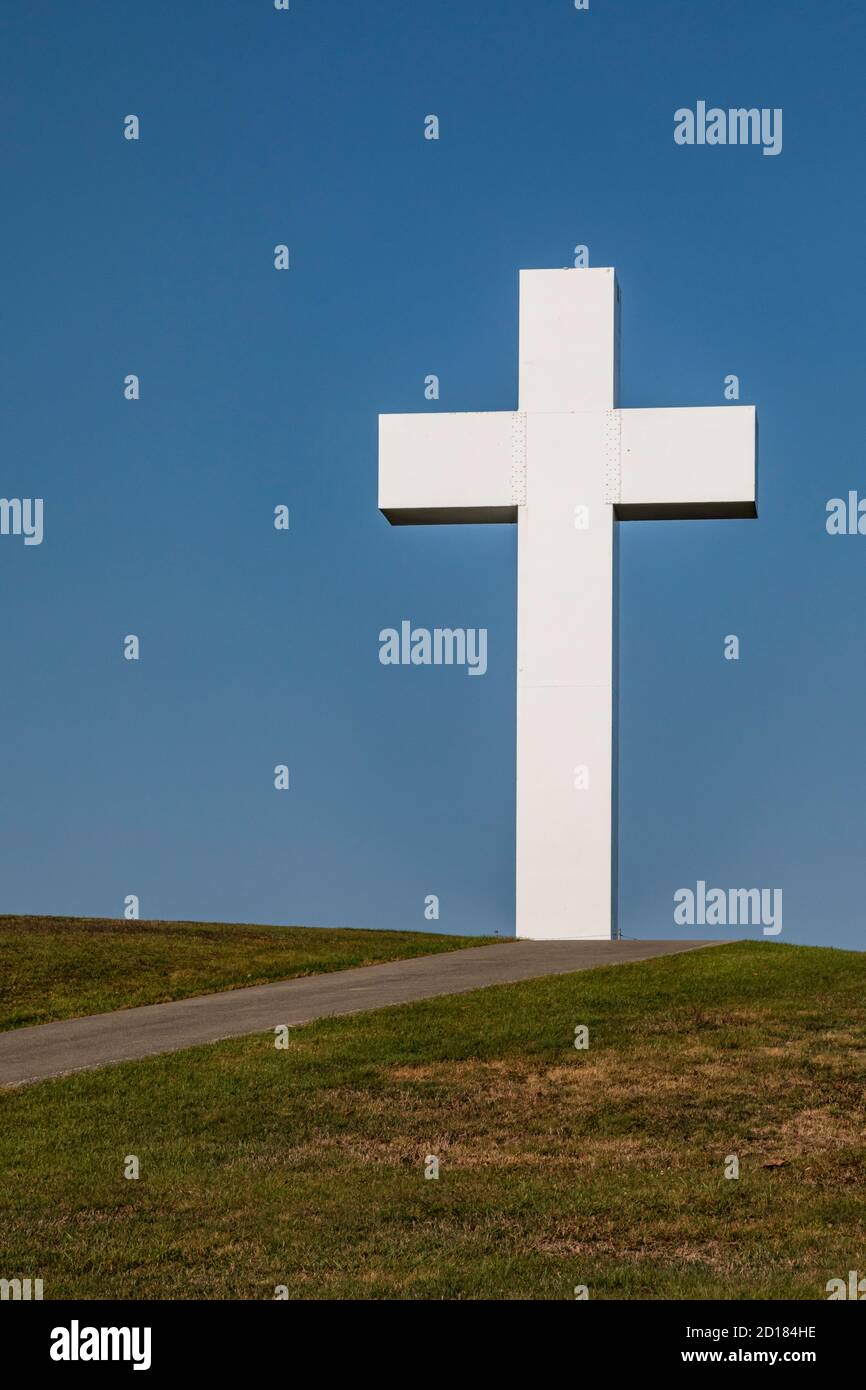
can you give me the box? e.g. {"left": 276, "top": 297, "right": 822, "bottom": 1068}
{"left": 0, "top": 938, "right": 722, "bottom": 1088}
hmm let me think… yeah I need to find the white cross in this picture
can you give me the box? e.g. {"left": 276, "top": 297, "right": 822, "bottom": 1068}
{"left": 378, "top": 268, "right": 757, "bottom": 938}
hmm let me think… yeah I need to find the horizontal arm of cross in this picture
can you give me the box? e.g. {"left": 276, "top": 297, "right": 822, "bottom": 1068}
{"left": 379, "top": 404, "right": 756, "bottom": 525}
{"left": 616, "top": 405, "right": 756, "bottom": 519}
{"left": 378, "top": 412, "right": 524, "bottom": 525}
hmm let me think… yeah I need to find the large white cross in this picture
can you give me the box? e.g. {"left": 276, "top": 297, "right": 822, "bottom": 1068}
{"left": 378, "top": 268, "right": 757, "bottom": 939}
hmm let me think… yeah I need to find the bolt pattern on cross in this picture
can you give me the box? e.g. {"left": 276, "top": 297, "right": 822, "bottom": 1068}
{"left": 379, "top": 268, "right": 757, "bottom": 939}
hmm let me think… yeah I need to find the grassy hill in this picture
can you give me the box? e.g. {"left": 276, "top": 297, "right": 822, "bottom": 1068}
{"left": 1, "top": 939, "right": 864, "bottom": 1299}
{"left": 0, "top": 915, "right": 496, "bottom": 1031}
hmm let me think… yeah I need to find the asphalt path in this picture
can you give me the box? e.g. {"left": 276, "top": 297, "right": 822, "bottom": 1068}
{"left": 0, "top": 937, "right": 724, "bottom": 1088}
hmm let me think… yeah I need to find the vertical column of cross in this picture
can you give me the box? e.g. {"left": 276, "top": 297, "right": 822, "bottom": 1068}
{"left": 515, "top": 268, "right": 621, "bottom": 939}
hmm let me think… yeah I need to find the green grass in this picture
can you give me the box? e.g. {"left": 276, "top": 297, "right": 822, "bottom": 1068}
{"left": 0, "top": 915, "right": 496, "bottom": 1031}
{"left": 1, "top": 940, "right": 864, "bottom": 1300}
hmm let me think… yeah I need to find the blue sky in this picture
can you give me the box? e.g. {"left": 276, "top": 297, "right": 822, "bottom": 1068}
{"left": 1, "top": 0, "right": 864, "bottom": 948}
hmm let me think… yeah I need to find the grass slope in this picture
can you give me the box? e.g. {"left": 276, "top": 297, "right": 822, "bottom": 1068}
{"left": 0, "top": 915, "right": 495, "bottom": 1031}
{"left": 1, "top": 940, "right": 864, "bottom": 1300}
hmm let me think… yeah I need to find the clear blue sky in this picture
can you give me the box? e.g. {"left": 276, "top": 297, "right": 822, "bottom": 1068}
{"left": 2, "top": 0, "right": 863, "bottom": 948}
